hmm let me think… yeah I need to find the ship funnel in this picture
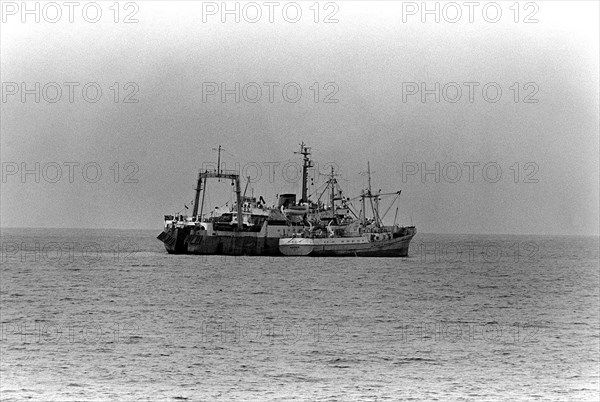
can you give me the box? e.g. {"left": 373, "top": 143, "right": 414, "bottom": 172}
{"left": 278, "top": 193, "right": 296, "bottom": 207}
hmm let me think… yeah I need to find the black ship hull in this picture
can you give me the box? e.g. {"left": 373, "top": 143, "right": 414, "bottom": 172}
{"left": 158, "top": 226, "right": 416, "bottom": 257}
{"left": 157, "top": 225, "right": 283, "bottom": 256}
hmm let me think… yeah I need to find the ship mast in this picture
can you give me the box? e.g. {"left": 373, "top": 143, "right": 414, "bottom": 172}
{"left": 329, "top": 166, "right": 336, "bottom": 218}
{"left": 367, "top": 162, "right": 374, "bottom": 221}
{"left": 361, "top": 189, "right": 366, "bottom": 225}
{"left": 192, "top": 173, "right": 202, "bottom": 218}
{"left": 294, "top": 142, "right": 313, "bottom": 203}
{"left": 374, "top": 191, "right": 382, "bottom": 229}
{"left": 361, "top": 162, "right": 383, "bottom": 228}
{"left": 199, "top": 177, "right": 207, "bottom": 221}
{"left": 215, "top": 145, "right": 222, "bottom": 175}
{"left": 367, "top": 162, "right": 378, "bottom": 227}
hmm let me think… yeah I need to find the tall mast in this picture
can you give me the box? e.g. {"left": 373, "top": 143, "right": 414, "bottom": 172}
{"left": 330, "top": 166, "right": 336, "bottom": 218}
{"left": 217, "top": 145, "right": 222, "bottom": 175}
{"left": 294, "top": 142, "right": 313, "bottom": 203}
{"left": 199, "top": 178, "right": 207, "bottom": 221}
{"left": 234, "top": 177, "right": 243, "bottom": 230}
{"left": 367, "top": 162, "right": 372, "bottom": 195}
{"left": 361, "top": 189, "right": 366, "bottom": 225}
{"left": 362, "top": 161, "right": 383, "bottom": 227}
{"left": 374, "top": 189, "right": 381, "bottom": 228}
{"left": 192, "top": 173, "right": 202, "bottom": 217}
{"left": 211, "top": 145, "right": 224, "bottom": 179}
{"left": 367, "top": 162, "right": 376, "bottom": 225}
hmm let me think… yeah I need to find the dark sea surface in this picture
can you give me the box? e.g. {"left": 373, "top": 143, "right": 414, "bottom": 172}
{"left": 1, "top": 228, "right": 598, "bottom": 401}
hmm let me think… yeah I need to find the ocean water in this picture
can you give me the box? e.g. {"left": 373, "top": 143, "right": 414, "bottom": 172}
{"left": 1, "top": 228, "right": 598, "bottom": 401}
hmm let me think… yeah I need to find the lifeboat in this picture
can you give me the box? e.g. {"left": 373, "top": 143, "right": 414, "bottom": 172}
{"left": 283, "top": 204, "right": 309, "bottom": 216}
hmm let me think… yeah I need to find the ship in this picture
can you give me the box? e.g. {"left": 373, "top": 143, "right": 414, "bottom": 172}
{"left": 279, "top": 163, "right": 416, "bottom": 257}
{"left": 157, "top": 143, "right": 352, "bottom": 255}
{"left": 157, "top": 144, "right": 416, "bottom": 256}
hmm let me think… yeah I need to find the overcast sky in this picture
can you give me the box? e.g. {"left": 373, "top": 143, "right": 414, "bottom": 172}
{"left": 1, "top": 1, "right": 598, "bottom": 235}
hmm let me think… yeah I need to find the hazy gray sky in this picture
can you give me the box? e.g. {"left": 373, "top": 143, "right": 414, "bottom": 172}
{"left": 1, "top": 1, "right": 598, "bottom": 235}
